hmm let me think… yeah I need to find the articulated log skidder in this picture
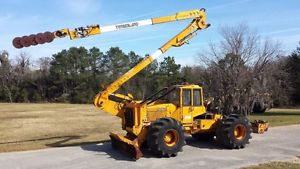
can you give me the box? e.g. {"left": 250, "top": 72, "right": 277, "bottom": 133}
{"left": 13, "top": 8, "right": 268, "bottom": 160}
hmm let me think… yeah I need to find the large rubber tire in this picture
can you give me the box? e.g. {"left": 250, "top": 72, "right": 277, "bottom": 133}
{"left": 191, "top": 132, "right": 215, "bottom": 141}
{"left": 216, "top": 114, "right": 252, "bottom": 149}
{"left": 147, "top": 118, "right": 185, "bottom": 157}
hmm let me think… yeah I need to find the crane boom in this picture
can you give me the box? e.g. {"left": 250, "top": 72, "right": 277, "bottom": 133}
{"left": 12, "top": 9, "right": 208, "bottom": 48}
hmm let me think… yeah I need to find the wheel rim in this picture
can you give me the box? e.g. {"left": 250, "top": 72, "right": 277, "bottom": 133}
{"left": 163, "top": 129, "right": 179, "bottom": 147}
{"left": 234, "top": 124, "right": 246, "bottom": 140}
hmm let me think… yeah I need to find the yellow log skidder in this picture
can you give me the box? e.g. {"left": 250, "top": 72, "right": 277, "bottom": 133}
{"left": 13, "top": 8, "right": 268, "bottom": 160}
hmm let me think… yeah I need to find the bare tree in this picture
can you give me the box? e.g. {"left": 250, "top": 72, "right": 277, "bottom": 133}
{"left": 198, "top": 23, "right": 281, "bottom": 115}
{"left": 37, "top": 57, "right": 51, "bottom": 74}
{"left": 15, "top": 52, "right": 31, "bottom": 75}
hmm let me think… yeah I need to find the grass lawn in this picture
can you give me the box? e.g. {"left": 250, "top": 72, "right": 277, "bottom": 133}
{"left": 243, "top": 160, "right": 300, "bottom": 169}
{"left": 249, "top": 108, "right": 300, "bottom": 127}
{"left": 0, "top": 103, "right": 299, "bottom": 152}
{"left": 0, "top": 103, "right": 123, "bottom": 152}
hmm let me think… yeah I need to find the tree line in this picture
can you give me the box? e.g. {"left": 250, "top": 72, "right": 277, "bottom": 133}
{"left": 0, "top": 46, "right": 182, "bottom": 103}
{"left": 0, "top": 24, "right": 299, "bottom": 110}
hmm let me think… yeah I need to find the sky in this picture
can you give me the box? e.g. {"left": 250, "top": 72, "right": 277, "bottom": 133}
{"left": 1, "top": 0, "right": 300, "bottom": 66}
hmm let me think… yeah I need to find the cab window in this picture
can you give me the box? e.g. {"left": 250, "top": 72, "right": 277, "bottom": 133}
{"left": 167, "top": 89, "right": 179, "bottom": 106}
{"left": 183, "top": 89, "right": 191, "bottom": 106}
{"left": 193, "top": 89, "right": 202, "bottom": 106}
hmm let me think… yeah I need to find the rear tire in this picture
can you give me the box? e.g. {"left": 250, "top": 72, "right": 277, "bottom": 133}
{"left": 216, "top": 114, "right": 252, "bottom": 149}
{"left": 147, "top": 118, "right": 185, "bottom": 157}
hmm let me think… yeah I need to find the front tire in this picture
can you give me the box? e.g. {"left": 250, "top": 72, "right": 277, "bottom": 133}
{"left": 147, "top": 118, "right": 185, "bottom": 157}
{"left": 216, "top": 114, "right": 252, "bottom": 149}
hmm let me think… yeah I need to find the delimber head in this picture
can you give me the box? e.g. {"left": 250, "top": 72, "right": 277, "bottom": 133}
{"left": 12, "top": 31, "right": 55, "bottom": 49}
{"left": 12, "top": 24, "right": 100, "bottom": 49}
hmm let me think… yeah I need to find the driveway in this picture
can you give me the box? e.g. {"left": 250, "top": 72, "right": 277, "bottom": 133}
{"left": 0, "top": 125, "right": 299, "bottom": 169}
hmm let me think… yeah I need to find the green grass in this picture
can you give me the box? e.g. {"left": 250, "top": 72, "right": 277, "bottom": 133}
{"left": 249, "top": 108, "right": 300, "bottom": 127}
{"left": 243, "top": 160, "right": 300, "bottom": 169}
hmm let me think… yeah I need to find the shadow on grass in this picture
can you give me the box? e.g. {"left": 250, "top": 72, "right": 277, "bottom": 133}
{"left": 0, "top": 135, "right": 82, "bottom": 145}
{"left": 0, "top": 135, "right": 110, "bottom": 150}
{"left": 45, "top": 135, "right": 93, "bottom": 147}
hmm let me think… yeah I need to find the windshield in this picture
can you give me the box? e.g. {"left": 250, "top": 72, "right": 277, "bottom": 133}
{"left": 165, "top": 89, "right": 179, "bottom": 105}
{"left": 142, "top": 86, "right": 178, "bottom": 105}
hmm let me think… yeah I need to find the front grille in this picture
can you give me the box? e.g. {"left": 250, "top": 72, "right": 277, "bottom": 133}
{"left": 124, "top": 109, "right": 134, "bottom": 128}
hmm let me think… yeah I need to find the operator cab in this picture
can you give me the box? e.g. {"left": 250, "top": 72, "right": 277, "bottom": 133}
{"left": 142, "top": 85, "right": 206, "bottom": 123}
{"left": 178, "top": 85, "right": 206, "bottom": 123}
{"left": 143, "top": 85, "right": 204, "bottom": 107}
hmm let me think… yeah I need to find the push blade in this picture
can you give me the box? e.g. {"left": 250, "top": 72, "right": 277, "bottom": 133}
{"left": 109, "top": 134, "right": 143, "bottom": 160}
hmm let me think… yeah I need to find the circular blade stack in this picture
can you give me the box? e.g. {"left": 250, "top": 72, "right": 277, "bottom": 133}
{"left": 12, "top": 31, "right": 55, "bottom": 49}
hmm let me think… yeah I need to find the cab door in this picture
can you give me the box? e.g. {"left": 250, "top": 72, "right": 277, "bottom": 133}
{"left": 181, "top": 88, "right": 193, "bottom": 123}
{"left": 181, "top": 88, "right": 205, "bottom": 124}
{"left": 192, "top": 88, "right": 205, "bottom": 117}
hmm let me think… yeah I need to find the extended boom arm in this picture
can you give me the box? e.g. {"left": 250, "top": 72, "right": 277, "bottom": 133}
{"left": 12, "top": 9, "right": 208, "bottom": 49}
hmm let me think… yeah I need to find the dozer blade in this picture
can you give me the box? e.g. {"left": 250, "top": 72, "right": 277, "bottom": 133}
{"left": 109, "top": 132, "right": 143, "bottom": 160}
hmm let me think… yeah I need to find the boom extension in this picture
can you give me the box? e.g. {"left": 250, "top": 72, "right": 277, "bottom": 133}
{"left": 12, "top": 9, "right": 207, "bottom": 49}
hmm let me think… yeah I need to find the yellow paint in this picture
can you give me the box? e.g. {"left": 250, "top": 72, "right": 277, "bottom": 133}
{"left": 152, "top": 9, "right": 205, "bottom": 24}
{"left": 54, "top": 25, "right": 100, "bottom": 40}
